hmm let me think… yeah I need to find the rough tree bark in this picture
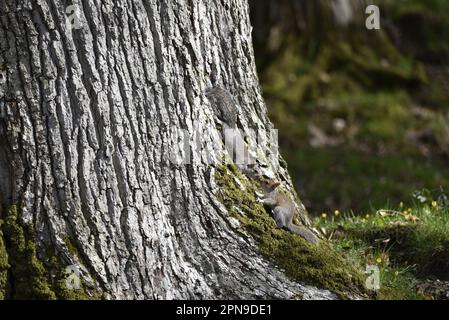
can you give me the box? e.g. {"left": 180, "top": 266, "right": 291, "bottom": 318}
{"left": 0, "top": 0, "right": 335, "bottom": 299}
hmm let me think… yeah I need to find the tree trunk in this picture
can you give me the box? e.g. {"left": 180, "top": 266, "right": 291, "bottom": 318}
{"left": 0, "top": 0, "right": 335, "bottom": 299}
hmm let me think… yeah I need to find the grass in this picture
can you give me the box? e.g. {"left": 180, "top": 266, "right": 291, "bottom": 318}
{"left": 316, "top": 189, "right": 449, "bottom": 299}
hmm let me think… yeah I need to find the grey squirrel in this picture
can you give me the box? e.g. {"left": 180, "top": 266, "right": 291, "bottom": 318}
{"left": 205, "top": 86, "right": 238, "bottom": 128}
{"left": 258, "top": 180, "right": 320, "bottom": 244}
{"left": 206, "top": 86, "right": 319, "bottom": 244}
{"left": 205, "top": 86, "right": 257, "bottom": 170}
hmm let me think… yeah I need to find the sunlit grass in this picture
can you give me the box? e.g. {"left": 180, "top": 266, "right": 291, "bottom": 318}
{"left": 316, "top": 189, "right": 449, "bottom": 299}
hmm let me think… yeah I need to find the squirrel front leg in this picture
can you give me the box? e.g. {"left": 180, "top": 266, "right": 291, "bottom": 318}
{"left": 258, "top": 181, "right": 320, "bottom": 244}
{"left": 258, "top": 197, "right": 278, "bottom": 207}
{"left": 273, "top": 206, "right": 290, "bottom": 228}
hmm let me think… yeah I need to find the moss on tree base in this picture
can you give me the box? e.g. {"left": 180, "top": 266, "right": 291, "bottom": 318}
{"left": 0, "top": 220, "right": 8, "bottom": 300}
{"left": 215, "top": 163, "right": 369, "bottom": 299}
{"left": 0, "top": 205, "right": 99, "bottom": 300}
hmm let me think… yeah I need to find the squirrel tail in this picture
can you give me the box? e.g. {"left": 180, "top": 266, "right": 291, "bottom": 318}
{"left": 287, "top": 223, "right": 320, "bottom": 244}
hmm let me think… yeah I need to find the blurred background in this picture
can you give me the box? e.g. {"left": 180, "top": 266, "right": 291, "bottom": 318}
{"left": 249, "top": 0, "right": 449, "bottom": 215}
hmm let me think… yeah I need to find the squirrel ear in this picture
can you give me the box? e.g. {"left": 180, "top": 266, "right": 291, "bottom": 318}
{"left": 269, "top": 182, "right": 281, "bottom": 190}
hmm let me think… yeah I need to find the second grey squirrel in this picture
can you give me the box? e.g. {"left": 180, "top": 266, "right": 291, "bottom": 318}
{"left": 205, "top": 86, "right": 258, "bottom": 170}
{"left": 205, "top": 86, "right": 238, "bottom": 128}
{"left": 258, "top": 180, "right": 320, "bottom": 244}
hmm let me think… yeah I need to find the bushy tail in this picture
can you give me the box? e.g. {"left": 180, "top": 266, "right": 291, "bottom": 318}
{"left": 287, "top": 223, "right": 320, "bottom": 244}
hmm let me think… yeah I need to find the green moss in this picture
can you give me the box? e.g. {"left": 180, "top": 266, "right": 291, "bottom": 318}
{"left": 49, "top": 255, "right": 100, "bottom": 300}
{"left": 215, "top": 163, "right": 369, "bottom": 298}
{"left": 3, "top": 205, "right": 56, "bottom": 299}
{"left": 63, "top": 235, "right": 83, "bottom": 263}
{"left": 1, "top": 205, "right": 100, "bottom": 300}
{"left": 57, "top": 237, "right": 101, "bottom": 300}
{"left": 0, "top": 220, "right": 9, "bottom": 300}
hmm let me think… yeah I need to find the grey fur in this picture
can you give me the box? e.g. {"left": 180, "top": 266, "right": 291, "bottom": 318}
{"left": 205, "top": 86, "right": 238, "bottom": 128}
{"left": 260, "top": 184, "right": 320, "bottom": 244}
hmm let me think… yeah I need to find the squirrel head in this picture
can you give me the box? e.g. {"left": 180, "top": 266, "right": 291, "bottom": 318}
{"left": 267, "top": 181, "right": 281, "bottom": 191}
{"left": 258, "top": 175, "right": 281, "bottom": 192}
